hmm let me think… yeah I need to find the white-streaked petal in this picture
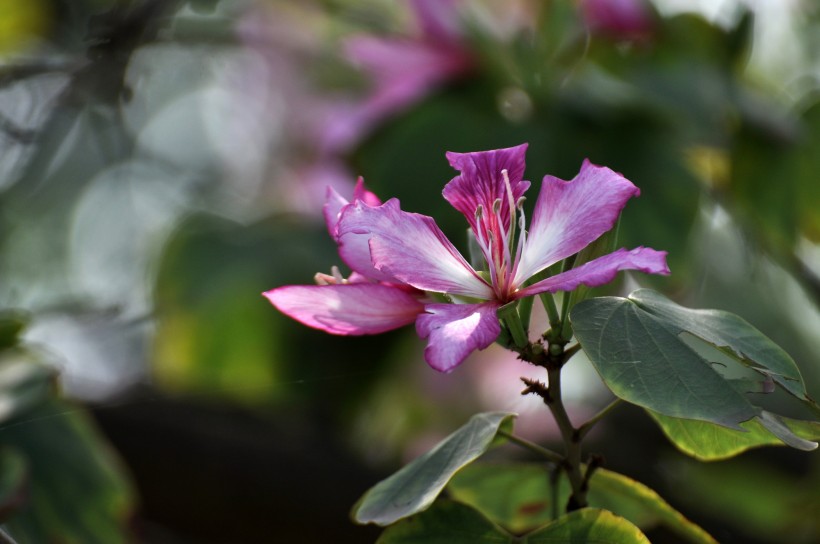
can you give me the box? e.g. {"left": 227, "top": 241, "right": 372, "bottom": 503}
{"left": 515, "top": 247, "right": 669, "bottom": 298}
{"left": 416, "top": 302, "right": 501, "bottom": 372}
{"left": 338, "top": 199, "right": 494, "bottom": 298}
{"left": 264, "top": 283, "right": 423, "bottom": 335}
{"left": 514, "top": 160, "right": 640, "bottom": 286}
{"left": 335, "top": 199, "right": 402, "bottom": 283}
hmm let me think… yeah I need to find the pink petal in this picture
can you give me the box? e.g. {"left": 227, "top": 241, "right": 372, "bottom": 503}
{"left": 353, "top": 177, "right": 382, "bottom": 207}
{"left": 338, "top": 199, "right": 493, "bottom": 298}
{"left": 324, "top": 185, "right": 350, "bottom": 238}
{"left": 324, "top": 177, "right": 381, "bottom": 238}
{"left": 514, "top": 160, "right": 641, "bottom": 285}
{"left": 411, "top": 0, "right": 462, "bottom": 43}
{"left": 516, "top": 247, "right": 670, "bottom": 298}
{"left": 416, "top": 302, "right": 501, "bottom": 372}
{"left": 264, "top": 283, "right": 424, "bottom": 335}
{"left": 581, "top": 0, "right": 654, "bottom": 41}
{"left": 443, "top": 144, "right": 530, "bottom": 234}
{"left": 335, "top": 199, "right": 403, "bottom": 283}
{"left": 321, "top": 36, "right": 471, "bottom": 154}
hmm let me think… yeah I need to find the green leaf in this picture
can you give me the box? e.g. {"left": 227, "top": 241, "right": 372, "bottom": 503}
{"left": 588, "top": 469, "right": 717, "bottom": 544}
{"left": 376, "top": 500, "right": 514, "bottom": 544}
{"left": 0, "top": 352, "right": 55, "bottom": 425}
{"left": 1, "top": 399, "right": 135, "bottom": 544}
{"left": 648, "top": 409, "right": 820, "bottom": 460}
{"left": 571, "top": 289, "right": 820, "bottom": 431}
{"left": 0, "top": 312, "right": 28, "bottom": 351}
{"left": 447, "top": 462, "right": 562, "bottom": 534}
{"left": 796, "top": 101, "right": 820, "bottom": 241}
{"left": 0, "top": 447, "right": 27, "bottom": 521}
{"left": 627, "top": 289, "right": 810, "bottom": 402}
{"left": 375, "top": 502, "right": 652, "bottom": 544}
{"left": 448, "top": 462, "right": 716, "bottom": 543}
{"left": 352, "top": 412, "right": 516, "bottom": 526}
{"left": 571, "top": 292, "right": 758, "bottom": 428}
{"left": 524, "top": 508, "right": 650, "bottom": 544}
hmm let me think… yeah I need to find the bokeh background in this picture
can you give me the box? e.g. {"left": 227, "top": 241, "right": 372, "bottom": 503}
{"left": 0, "top": 0, "right": 819, "bottom": 542}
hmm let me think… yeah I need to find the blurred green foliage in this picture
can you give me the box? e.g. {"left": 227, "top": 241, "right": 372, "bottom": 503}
{"left": 0, "top": 314, "right": 134, "bottom": 543}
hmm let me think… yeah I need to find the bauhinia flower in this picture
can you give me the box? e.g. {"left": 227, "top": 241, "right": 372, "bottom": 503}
{"left": 265, "top": 143, "right": 669, "bottom": 372}
{"left": 320, "top": 0, "right": 473, "bottom": 154}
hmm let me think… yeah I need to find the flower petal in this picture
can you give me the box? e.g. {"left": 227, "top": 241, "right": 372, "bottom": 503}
{"left": 264, "top": 283, "right": 424, "bottom": 335}
{"left": 324, "top": 177, "right": 381, "bottom": 238}
{"left": 321, "top": 36, "right": 471, "bottom": 154}
{"left": 516, "top": 247, "right": 670, "bottom": 298}
{"left": 324, "top": 185, "right": 350, "bottom": 237}
{"left": 335, "top": 199, "right": 403, "bottom": 283}
{"left": 411, "top": 0, "right": 461, "bottom": 43}
{"left": 338, "top": 199, "right": 494, "bottom": 298}
{"left": 514, "top": 160, "right": 641, "bottom": 285}
{"left": 443, "top": 143, "right": 530, "bottom": 233}
{"left": 416, "top": 303, "right": 501, "bottom": 372}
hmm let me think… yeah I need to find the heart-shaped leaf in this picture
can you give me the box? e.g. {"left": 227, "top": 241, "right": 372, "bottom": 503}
{"left": 648, "top": 410, "right": 820, "bottom": 460}
{"left": 352, "top": 412, "right": 516, "bottom": 526}
{"left": 571, "top": 289, "right": 819, "bottom": 430}
{"left": 525, "top": 508, "right": 650, "bottom": 544}
{"left": 571, "top": 292, "right": 757, "bottom": 428}
{"left": 448, "top": 462, "right": 716, "bottom": 543}
{"left": 627, "top": 289, "right": 809, "bottom": 401}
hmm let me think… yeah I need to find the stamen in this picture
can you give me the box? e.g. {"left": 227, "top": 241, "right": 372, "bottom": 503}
{"left": 475, "top": 204, "right": 484, "bottom": 221}
{"left": 315, "top": 266, "right": 347, "bottom": 286}
{"left": 502, "top": 169, "right": 516, "bottom": 216}
{"left": 492, "top": 198, "right": 502, "bottom": 214}
{"left": 501, "top": 168, "right": 517, "bottom": 278}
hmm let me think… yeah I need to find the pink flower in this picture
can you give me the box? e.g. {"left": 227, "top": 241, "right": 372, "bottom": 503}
{"left": 265, "top": 178, "right": 426, "bottom": 335}
{"left": 320, "top": 0, "right": 473, "bottom": 154}
{"left": 581, "top": 0, "right": 654, "bottom": 41}
{"left": 265, "top": 144, "right": 669, "bottom": 372}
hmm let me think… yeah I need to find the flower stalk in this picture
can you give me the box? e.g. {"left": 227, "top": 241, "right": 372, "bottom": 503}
{"left": 517, "top": 317, "right": 592, "bottom": 513}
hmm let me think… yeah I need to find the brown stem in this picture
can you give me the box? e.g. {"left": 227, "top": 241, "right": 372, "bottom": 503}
{"left": 546, "top": 365, "right": 587, "bottom": 511}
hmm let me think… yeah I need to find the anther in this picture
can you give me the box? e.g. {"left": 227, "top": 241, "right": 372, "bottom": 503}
{"left": 502, "top": 169, "right": 515, "bottom": 210}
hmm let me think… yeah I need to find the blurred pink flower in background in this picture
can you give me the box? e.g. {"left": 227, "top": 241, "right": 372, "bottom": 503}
{"left": 320, "top": 0, "right": 474, "bottom": 154}
{"left": 237, "top": 1, "right": 474, "bottom": 218}
{"left": 580, "top": 0, "right": 654, "bottom": 41}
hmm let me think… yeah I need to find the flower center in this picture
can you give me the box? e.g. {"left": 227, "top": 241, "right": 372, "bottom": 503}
{"left": 473, "top": 169, "right": 527, "bottom": 301}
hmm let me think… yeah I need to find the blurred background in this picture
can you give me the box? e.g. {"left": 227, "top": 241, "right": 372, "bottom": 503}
{"left": 0, "top": 0, "right": 818, "bottom": 542}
